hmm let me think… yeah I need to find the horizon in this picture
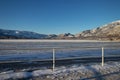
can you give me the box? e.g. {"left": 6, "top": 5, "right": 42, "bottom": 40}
{"left": 0, "top": 0, "right": 120, "bottom": 34}
{"left": 0, "top": 19, "right": 120, "bottom": 35}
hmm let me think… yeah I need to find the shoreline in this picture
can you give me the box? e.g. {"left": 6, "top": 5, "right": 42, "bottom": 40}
{"left": 0, "top": 39, "right": 119, "bottom": 42}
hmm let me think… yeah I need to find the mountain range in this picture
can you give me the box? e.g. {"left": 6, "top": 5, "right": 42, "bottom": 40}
{"left": 0, "top": 29, "right": 48, "bottom": 39}
{"left": 0, "top": 20, "right": 120, "bottom": 40}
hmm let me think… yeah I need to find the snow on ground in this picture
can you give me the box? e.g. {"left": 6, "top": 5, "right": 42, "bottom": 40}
{"left": 0, "top": 61, "right": 120, "bottom": 80}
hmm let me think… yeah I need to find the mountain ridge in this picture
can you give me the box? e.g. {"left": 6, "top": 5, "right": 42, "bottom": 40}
{"left": 0, "top": 29, "right": 48, "bottom": 39}
{"left": 0, "top": 20, "right": 120, "bottom": 40}
{"left": 75, "top": 20, "right": 120, "bottom": 40}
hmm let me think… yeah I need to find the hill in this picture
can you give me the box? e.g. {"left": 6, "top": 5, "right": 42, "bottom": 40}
{"left": 0, "top": 29, "right": 48, "bottom": 39}
{"left": 75, "top": 20, "right": 120, "bottom": 40}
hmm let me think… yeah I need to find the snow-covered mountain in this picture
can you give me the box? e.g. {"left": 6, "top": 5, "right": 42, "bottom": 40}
{"left": 0, "top": 29, "right": 75, "bottom": 39}
{"left": 75, "top": 20, "right": 120, "bottom": 40}
{"left": 0, "top": 29, "right": 48, "bottom": 39}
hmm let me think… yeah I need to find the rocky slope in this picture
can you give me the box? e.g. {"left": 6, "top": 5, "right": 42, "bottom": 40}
{"left": 76, "top": 20, "right": 120, "bottom": 40}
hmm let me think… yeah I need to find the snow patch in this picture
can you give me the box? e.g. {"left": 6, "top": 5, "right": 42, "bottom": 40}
{"left": 0, "top": 61, "right": 120, "bottom": 80}
{"left": 32, "top": 69, "right": 53, "bottom": 76}
{"left": 15, "top": 31, "right": 19, "bottom": 34}
{"left": 112, "top": 20, "right": 120, "bottom": 23}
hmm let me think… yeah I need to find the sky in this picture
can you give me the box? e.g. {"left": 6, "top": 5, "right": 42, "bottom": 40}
{"left": 0, "top": 0, "right": 120, "bottom": 34}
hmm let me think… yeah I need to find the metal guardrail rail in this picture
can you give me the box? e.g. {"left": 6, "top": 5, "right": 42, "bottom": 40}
{"left": 0, "top": 47, "right": 120, "bottom": 72}
{"left": 0, "top": 46, "right": 119, "bottom": 50}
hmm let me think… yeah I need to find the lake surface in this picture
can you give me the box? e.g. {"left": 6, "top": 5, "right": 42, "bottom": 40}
{"left": 0, "top": 40, "right": 120, "bottom": 61}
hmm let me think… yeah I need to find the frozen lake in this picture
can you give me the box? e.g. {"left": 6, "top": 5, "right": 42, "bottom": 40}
{"left": 0, "top": 40, "right": 120, "bottom": 61}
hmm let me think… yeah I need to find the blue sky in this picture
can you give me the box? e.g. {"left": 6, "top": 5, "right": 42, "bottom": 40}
{"left": 0, "top": 0, "right": 120, "bottom": 34}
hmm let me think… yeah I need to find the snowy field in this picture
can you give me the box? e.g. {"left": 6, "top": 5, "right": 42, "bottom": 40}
{"left": 0, "top": 61, "right": 120, "bottom": 80}
{"left": 0, "top": 40, "right": 120, "bottom": 61}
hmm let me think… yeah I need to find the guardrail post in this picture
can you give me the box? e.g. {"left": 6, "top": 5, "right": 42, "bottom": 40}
{"left": 53, "top": 48, "right": 55, "bottom": 72}
{"left": 102, "top": 47, "right": 104, "bottom": 66}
